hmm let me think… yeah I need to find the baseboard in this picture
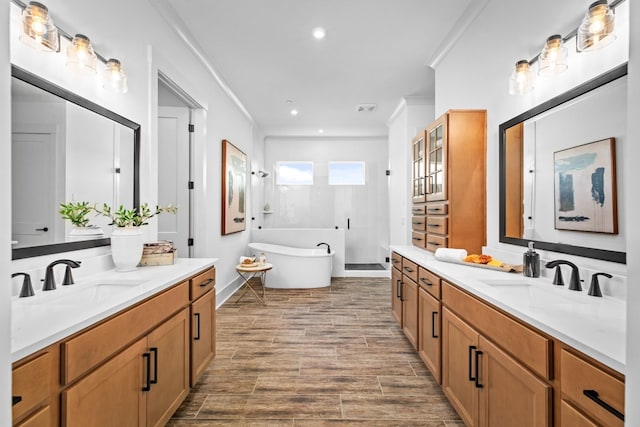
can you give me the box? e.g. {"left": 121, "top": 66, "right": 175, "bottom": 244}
{"left": 216, "top": 276, "right": 244, "bottom": 308}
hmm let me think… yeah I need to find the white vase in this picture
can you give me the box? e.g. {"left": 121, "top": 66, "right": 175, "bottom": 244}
{"left": 110, "top": 227, "right": 145, "bottom": 271}
{"left": 68, "top": 225, "right": 104, "bottom": 241}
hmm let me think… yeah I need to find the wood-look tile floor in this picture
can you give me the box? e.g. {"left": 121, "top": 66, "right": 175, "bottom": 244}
{"left": 168, "top": 277, "right": 463, "bottom": 427}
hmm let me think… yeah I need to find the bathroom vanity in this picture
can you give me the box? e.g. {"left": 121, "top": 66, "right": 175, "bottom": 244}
{"left": 391, "top": 246, "right": 624, "bottom": 427}
{"left": 11, "top": 259, "right": 216, "bottom": 426}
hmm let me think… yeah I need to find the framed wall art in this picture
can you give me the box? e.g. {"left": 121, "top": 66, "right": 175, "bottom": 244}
{"left": 553, "top": 137, "right": 617, "bottom": 234}
{"left": 221, "top": 139, "right": 247, "bottom": 235}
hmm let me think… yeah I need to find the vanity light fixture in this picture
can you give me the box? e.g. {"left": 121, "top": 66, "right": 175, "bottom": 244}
{"left": 19, "top": 1, "right": 59, "bottom": 52}
{"left": 509, "top": 60, "right": 535, "bottom": 95}
{"left": 538, "top": 35, "right": 568, "bottom": 76}
{"left": 577, "top": 0, "right": 616, "bottom": 52}
{"left": 103, "top": 58, "right": 128, "bottom": 93}
{"left": 66, "top": 34, "right": 98, "bottom": 74}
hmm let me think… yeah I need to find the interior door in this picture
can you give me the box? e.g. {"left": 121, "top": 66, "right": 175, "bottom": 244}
{"left": 158, "top": 106, "right": 190, "bottom": 257}
{"left": 11, "top": 132, "right": 55, "bottom": 248}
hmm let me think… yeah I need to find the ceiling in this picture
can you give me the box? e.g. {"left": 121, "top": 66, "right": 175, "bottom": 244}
{"left": 158, "top": 0, "right": 474, "bottom": 137}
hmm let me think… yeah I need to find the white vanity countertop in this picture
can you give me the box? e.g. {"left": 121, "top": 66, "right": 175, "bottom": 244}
{"left": 11, "top": 258, "right": 217, "bottom": 363}
{"left": 391, "top": 246, "right": 626, "bottom": 374}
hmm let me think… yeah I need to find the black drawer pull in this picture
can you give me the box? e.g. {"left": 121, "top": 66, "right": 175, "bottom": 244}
{"left": 474, "top": 350, "right": 484, "bottom": 388}
{"left": 431, "top": 311, "right": 438, "bottom": 338}
{"left": 396, "top": 280, "right": 402, "bottom": 299}
{"left": 583, "top": 390, "right": 624, "bottom": 421}
{"left": 427, "top": 208, "right": 441, "bottom": 212}
{"left": 428, "top": 242, "right": 442, "bottom": 246}
{"left": 413, "top": 222, "right": 423, "bottom": 225}
{"left": 194, "top": 313, "right": 201, "bottom": 340}
{"left": 12, "top": 396, "right": 22, "bottom": 406}
{"left": 199, "top": 278, "right": 214, "bottom": 287}
{"left": 427, "top": 224, "right": 440, "bottom": 227}
{"left": 399, "top": 281, "right": 404, "bottom": 302}
{"left": 403, "top": 267, "right": 414, "bottom": 273}
{"left": 392, "top": 259, "right": 400, "bottom": 264}
{"left": 142, "top": 352, "right": 151, "bottom": 391}
{"left": 412, "top": 237, "right": 423, "bottom": 241}
{"left": 150, "top": 347, "right": 158, "bottom": 385}
{"left": 468, "top": 346, "right": 477, "bottom": 381}
{"left": 420, "top": 278, "right": 432, "bottom": 286}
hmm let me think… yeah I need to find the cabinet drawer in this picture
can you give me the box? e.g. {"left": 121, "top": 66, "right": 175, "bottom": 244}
{"left": 391, "top": 252, "right": 402, "bottom": 271}
{"left": 401, "top": 259, "right": 419, "bottom": 283}
{"left": 561, "top": 400, "right": 598, "bottom": 427}
{"left": 418, "top": 266, "right": 441, "bottom": 299}
{"left": 560, "top": 349, "right": 624, "bottom": 427}
{"left": 62, "top": 281, "right": 189, "bottom": 384}
{"left": 411, "top": 216, "right": 427, "bottom": 231}
{"left": 12, "top": 351, "right": 52, "bottom": 421}
{"left": 442, "top": 281, "right": 551, "bottom": 379}
{"left": 426, "top": 234, "right": 447, "bottom": 252}
{"left": 411, "top": 231, "right": 427, "bottom": 248}
{"left": 191, "top": 267, "right": 216, "bottom": 301}
{"left": 426, "top": 216, "right": 448, "bottom": 235}
{"left": 426, "top": 202, "right": 448, "bottom": 215}
{"left": 15, "top": 405, "right": 51, "bottom": 427}
{"left": 412, "top": 204, "right": 427, "bottom": 215}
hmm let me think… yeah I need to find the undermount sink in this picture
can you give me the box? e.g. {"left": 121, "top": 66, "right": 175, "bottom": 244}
{"left": 481, "top": 280, "right": 587, "bottom": 307}
{"left": 14, "top": 279, "right": 145, "bottom": 306}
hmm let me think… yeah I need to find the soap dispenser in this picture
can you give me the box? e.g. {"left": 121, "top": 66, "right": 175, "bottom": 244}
{"left": 523, "top": 242, "right": 540, "bottom": 278}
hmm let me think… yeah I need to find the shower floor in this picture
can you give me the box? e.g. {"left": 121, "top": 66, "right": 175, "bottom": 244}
{"left": 345, "top": 263, "right": 386, "bottom": 270}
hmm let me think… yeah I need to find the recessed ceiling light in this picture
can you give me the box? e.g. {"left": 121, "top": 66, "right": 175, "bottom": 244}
{"left": 290, "top": 109, "right": 299, "bottom": 116}
{"left": 318, "top": 129, "right": 324, "bottom": 134}
{"left": 312, "top": 27, "right": 327, "bottom": 40}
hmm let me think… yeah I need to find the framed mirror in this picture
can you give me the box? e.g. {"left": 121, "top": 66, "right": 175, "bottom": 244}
{"left": 499, "top": 63, "right": 627, "bottom": 264}
{"left": 11, "top": 65, "right": 140, "bottom": 260}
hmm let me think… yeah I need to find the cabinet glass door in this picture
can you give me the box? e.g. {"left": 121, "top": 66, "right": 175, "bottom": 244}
{"left": 412, "top": 132, "right": 426, "bottom": 203}
{"left": 427, "top": 118, "right": 447, "bottom": 201}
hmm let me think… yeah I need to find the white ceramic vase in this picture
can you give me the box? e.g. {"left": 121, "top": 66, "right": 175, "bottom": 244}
{"left": 110, "top": 227, "right": 145, "bottom": 271}
{"left": 68, "top": 225, "right": 104, "bottom": 241}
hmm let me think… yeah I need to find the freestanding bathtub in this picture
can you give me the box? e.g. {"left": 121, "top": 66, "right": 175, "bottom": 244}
{"left": 248, "top": 242, "right": 334, "bottom": 288}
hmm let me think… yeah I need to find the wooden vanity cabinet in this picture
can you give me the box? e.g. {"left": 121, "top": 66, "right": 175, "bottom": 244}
{"left": 441, "top": 281, "right": 552, "bottom": 427}
{"left": 390, "top": 253, "right": 419, "bottom": 350}
{"left": 418, "top": 287, "right": 441, "bottom": 383}
{"left": 391, "top": 261, "right": 403, "bottom": 325}
{"left": 12, "top": 346, "right": 59, "bottom": 426}
{"left": 191, "top": 286, "right": 216, "bottom": 385}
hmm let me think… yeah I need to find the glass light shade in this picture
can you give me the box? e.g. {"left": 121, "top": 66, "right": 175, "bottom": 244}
{"left": 103, "top": 59, "right": 128, "bottom": 93}
{"left": 66, "top": 34, "right": 97, "bottom": 74}
{"left": 538, "top": 35, "right": 568, "bottom": 76}
{"left": 509, "top": 60, "right": 535, "bottom": 95}
{"left": 577, "top": 0, "right": 615, "bottom": 52}
{"left": 19, "top": 1, "right": 59, "bottom": 52}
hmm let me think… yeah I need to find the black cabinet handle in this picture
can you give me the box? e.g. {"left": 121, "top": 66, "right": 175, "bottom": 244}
{"left": 12, "top": 396, "right": 22, "bottom": 406}
{"left": 142, "top": 352, "right": 151, "bottom": 391}
{"left": 468, "top": 346, "right": 477, "bottom": 381}
{"left": 403, "top": 267, "right": 414, "bottom": 273}
{"left": 396, "top": 280, "right": 402, "bottom": 299}
{"left": 412, "top": 237, "right": 423, "bottom": 241}
{"left": 420, "top": 278, "right": 432, "bottom": 286}
{"left": 427, "top": 224, "right": 440, "bottom": 227}
{"left": 427, "top": 208, "right": 441, "bottom": 212}
{"left": 392, "top": 258, "right": 400, "bottom": 264}
{"left": 413, "top": 221, "right": 424, "bottom": 225}
{"left": 199, "top": 278, "right": 214, "bottom": 287}
{"left": 431, "top": 312, "right": 438, "bottom": 338}
{"left": 150, "top": 347, "right": 158, "bottom": 385}
{"left": 474, "top": 350, "right": 484, "bottom": 388}
{"left": 194, "top": 313, "right": 201, "bottom": 340}
{"left": 428, "top": 242, "right": 442, "bottom": 246}
{"left": 400, "top": 281, "right": 404, "bottom": 302}
{"left": 583, "top": 390, "right": 624, "bottom": 421}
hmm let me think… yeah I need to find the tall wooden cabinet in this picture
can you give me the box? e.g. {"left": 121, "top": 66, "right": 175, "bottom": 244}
{"left": 411, "top": 110, "right": 486, "bottom": 254}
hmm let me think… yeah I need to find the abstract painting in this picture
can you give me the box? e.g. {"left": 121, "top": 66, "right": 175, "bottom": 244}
{"left": 221, "top": 139, "right": 247, "bottom": 235}
{"left": 553, "top": 138, "right": 617, "bottom": 233}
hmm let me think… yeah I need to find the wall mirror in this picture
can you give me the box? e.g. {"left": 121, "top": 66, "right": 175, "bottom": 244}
{"left": 11, "top": 65, "right": 140, "bottom": 260}
{"left": 499, "top": 64, "right": 627, "bottom": 264}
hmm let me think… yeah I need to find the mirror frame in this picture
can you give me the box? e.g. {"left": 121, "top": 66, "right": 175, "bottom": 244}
{"left": 11, "top": 64, "right": 140, "bottom": 260}
{"left": 499, "top": 63, "right": 627, "bottom": 264}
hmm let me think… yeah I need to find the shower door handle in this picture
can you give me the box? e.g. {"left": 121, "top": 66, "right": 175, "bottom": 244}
{"left": 347, "top": 218, "right": 350, "bottom": 230}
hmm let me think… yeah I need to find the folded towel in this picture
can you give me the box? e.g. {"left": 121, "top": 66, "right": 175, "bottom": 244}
{"left": 434, "top": 248, "right": 468, "bottom": 263}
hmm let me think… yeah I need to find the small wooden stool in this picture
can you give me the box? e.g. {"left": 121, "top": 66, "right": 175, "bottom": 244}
{"left": 235, "top": 263, "right": 272, "bottom": 305}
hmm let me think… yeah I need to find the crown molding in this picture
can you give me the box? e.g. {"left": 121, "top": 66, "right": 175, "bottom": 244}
{"left": 387, "top": 96, "right": 434, "bottom": 126}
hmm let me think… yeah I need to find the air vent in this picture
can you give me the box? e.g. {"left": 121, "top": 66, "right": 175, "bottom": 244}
{"left": 356, "top": 103, "right": 377, "bottom": 112}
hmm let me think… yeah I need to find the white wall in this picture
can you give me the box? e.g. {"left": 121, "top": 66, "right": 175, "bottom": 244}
{"left": 8, "top": 0, "right": 256, "bottom": 305}
{"left": 387, "top": 98, "right": 434, "bottom": 246}
{"left": 0, "top": 1, "right": 11, "bottom": 423}
{"left": 625, "top": 1, "right": 640, "bottom": 424}
{"left": 435, "top": 0, "right": 629, "bottom": 275}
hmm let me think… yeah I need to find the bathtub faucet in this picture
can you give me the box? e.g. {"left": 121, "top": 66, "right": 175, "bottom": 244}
{"left": 316, "top": 242, "right": 331, "bottom": 254}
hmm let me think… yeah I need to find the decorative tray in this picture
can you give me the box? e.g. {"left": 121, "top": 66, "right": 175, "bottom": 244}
{"left": 438, "top": 257, "right": 524, "bottom": 273}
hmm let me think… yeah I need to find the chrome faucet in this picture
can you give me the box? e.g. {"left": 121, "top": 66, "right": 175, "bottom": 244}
{"left": 316, "top": 242, "right": 331, "bottom": 254}
{"left": 43, "top": 259, "right": 81, "bottom": 291}
{"left": 545, "top": 260, "right": 582, "bottom": 291}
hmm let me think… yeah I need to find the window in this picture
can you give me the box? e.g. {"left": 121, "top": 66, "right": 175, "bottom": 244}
{"left": 328, "top": 161, "right": 365, "bottom": 185}
{"left": 276, "top": 161, "right": 314, "bottom": 185}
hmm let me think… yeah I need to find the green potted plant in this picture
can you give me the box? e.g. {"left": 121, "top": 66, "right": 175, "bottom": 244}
{"left": 94, "top": 203, "right": 177, "bottom": 271}
{"left": 59, "top": 201, "right": 104, "bottom": 238}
